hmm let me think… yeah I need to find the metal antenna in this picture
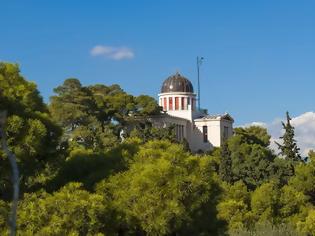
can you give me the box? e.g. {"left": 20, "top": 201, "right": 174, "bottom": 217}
{"left": 197, "top": 56, "right": 204, "bottom": 111}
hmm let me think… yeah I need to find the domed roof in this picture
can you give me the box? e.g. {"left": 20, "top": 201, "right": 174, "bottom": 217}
{"left": 161, "top": 72, "right": 194, "bottom": 93}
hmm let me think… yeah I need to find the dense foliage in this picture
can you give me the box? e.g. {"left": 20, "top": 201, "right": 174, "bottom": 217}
{"left": 0, "top": 62, "right": 314, "bottom": 235}
{"left": 0, "top": 63, "right": 61, "bottom": 200}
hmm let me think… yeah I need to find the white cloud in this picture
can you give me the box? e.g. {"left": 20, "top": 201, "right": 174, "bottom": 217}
{"left": 90, "top": 45, "right": 134, "bottom": 60}
{"left": 242, "top": 112, "right": 315, "bottom": 156}
{"left": 242, "top": 121, "right": 267, "bottom": 128}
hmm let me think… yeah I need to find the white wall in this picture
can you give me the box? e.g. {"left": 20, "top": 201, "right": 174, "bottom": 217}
{"left": 192, "top": 120, "right": 221, "bottom": 151}
{"left": 150, "top": 115, "right": 233, "bottom": 153}
{"left": 192, "top": 118, "right": 233, "bottom": 151}
{"left": 158, "top": 92, "right": 197, "bottom": 121}
{"left": 153, "top": 92, "right": 234, "bottom": 152}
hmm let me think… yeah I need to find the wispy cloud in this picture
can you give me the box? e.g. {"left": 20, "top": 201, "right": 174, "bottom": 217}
{"left": 90, "top": 45, "right": 134, "bottom": 60}
{"left": 242, "top": 112, "right": 315, "bottom": 156}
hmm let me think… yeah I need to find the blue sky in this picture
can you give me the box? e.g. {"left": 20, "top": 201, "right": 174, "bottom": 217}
{"left": 1, "top": 0, "right": 314, "bottom": 125}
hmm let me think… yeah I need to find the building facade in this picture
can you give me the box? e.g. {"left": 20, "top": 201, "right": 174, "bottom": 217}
{"left": 150, "top": 72, "right": 234, "bottom": 152}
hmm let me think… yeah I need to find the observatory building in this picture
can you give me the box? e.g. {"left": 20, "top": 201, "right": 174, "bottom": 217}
{"left": 150, "top": 72, "right": 234, "bottom": 152}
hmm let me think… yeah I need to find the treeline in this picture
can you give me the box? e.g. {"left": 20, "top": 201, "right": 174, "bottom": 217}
{"left": 0, "top": 62, "right": 314, "bottom": 235}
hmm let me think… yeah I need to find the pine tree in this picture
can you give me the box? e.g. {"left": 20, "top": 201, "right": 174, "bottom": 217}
{"left": 219, "top": 141, "right": 233, "bottom": 183}
{"left": 276, "top": 111, "right": 301, "bottom": 163}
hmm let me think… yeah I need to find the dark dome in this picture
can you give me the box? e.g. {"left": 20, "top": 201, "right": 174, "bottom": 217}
{"left": 161, "top": 72, "right": 194, "bottom": 93}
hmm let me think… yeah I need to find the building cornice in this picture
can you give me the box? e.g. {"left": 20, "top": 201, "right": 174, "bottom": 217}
{"left": 194, "top": 113, "right": 234, "bottom": 123}
{"left": 158, "top": 92, "right": 197, "bottom": 96}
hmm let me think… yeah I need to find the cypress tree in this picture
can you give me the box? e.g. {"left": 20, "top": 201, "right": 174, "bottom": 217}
{"left": 219, "top": 141, "right": 233, "bottom": 183}
{"left": 276, "top": 111, "right": 301, "bottom": 163}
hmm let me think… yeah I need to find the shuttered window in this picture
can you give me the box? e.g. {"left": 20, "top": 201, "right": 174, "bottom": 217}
{"left": 169, "top": 97, "right": 173, "bottom": 110}
{"left": 175, "top": 97, "right": 179, "bottom": 110}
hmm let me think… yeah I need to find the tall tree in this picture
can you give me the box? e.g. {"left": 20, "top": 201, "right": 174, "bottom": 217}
{"left": 234, "top": 126, "right": 271, "bottom": 147}
{"left": 0, "top": 62, "right": 61, "bottom": 198}
{"left": 49, "top": 78, "right": 96, "bottom": 132}
{"left": 50, "top": 80, "right": 163, "bottom": 151}
{"left": 228, "top": 126, "right": 276, "bottom": 189}
{"left": 219, "top": 141, "right": 233, "bottom": 183}
{"left": 50, "top": 80, "right": 119, "bottom": 151}
{"left": 275, "top": 111, "right": 301, "bottom": 163}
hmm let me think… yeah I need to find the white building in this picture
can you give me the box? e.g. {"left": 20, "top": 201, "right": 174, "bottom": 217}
{"left": 149, "top": 72, "right": 234, "bottom": 152}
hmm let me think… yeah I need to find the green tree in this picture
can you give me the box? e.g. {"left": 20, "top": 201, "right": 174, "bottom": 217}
{"left": 251, "top": 181, "right": 280, "bottom": 222}
{"left": 50, "top": 80, "right": 162, "bottom": 151}
{"left": 69, "top": 118, "right": 117, "bottom": 151}
{"left": 298, "top": 209, "right": 315, "bottom": 235}
{"left": 219, "top": 141, "right": 233, "bottom": 183}
{"left": 0, "top": 62, "right": 61, "bottom": 198}
{"left": 88, "top": 84, "right": 135, "bottom": 126}
{"left": 230, "top": 222, "right": 301, "bottom": 236}
{"left": 269, "top": 157, "right": 295, "bottom": 187}
{"left": 288, "top": 150, "right": 315, "bottom": 204}
{"left": 279, "top": 185, "right": 308, "bottom": 219}
{"left": 96, "top": 140, "right": 220, "bottom": 235}
{"left": 229, "top": 133, "right": 275, "bottom": 189}
{"left": 234, "top": 126, "right": 271, "bottom": 147}
{"left": 226, "top": 126, "right": 294, "bottom": 189}
{"left": 275, "top": 112, "right": 301, "bottom": 163}
{"left": 217, "top": 181, "right": 253, "bottom": 231}
{"left": 129, "top": 122, "right": 176, "bottom": 143}
{"left": 0, "top": 200, "right": 8, "bottom": 235}
{"left": 50, "top": 138, "right": 141, "bottom": 191}
{"left": 50, "top": 80, "right": 121, "bottom": 152}
{"left": 134, "top": 95, "right": 161, "bottom": 116}
{"left": 49, "top": 78, "right": 96, "bottom": 133}
{"left": 17, "top": 183, "right": 108, "bottom": 235}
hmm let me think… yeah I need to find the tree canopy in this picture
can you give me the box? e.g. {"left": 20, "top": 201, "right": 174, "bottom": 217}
{"left": 0, "top": 62, "right": 314, "bottom": 236}
{"left": 0, "top": 63, "right": 61, "bottom": 200}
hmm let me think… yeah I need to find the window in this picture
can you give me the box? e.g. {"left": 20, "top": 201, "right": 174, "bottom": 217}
{"left": 174, "top": 125, "right": 185, "bottom": 141}
{"left": 177, "top": 124, "right": 181, "bottom": 140}
{"left": 224, "top": 126, "right": 229, "bottom": 139}
{"left": 181, "top": 125, "right": 184, "bottom": 140}
{"left": 175, "top": 97, "right": 179, "bottom": 110}
{"left": 163, "top": 98, "right": 167, "bottom": 111}
{"left": 176, "top": 125, "right": 184, "bottom": 141}
{"left": 203, "top": 126, "right": 208, "bottom": 143}
{"left": 181, "top": 97, "right": 185, "bottom": 110}
{"left": 187, "top": 97, "right": 190, "bottom": 109}
{"left": 192, "top": 98, "right": 195, "bottom": 111}
{"left": 169, "top": 97, "right": 173, "bottom": 110}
